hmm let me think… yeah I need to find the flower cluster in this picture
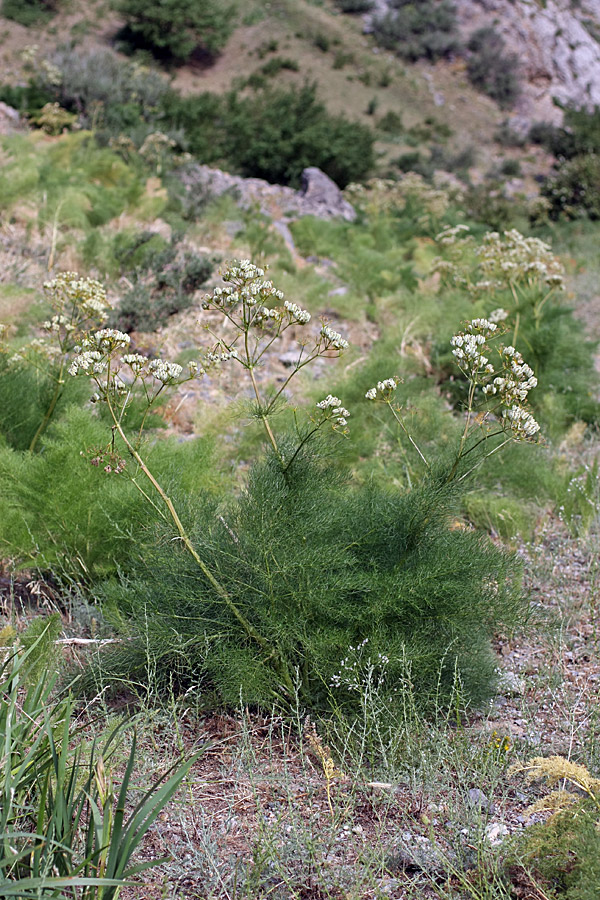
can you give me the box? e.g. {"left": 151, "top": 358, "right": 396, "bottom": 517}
{"left": 433, "top": 227, "right": 565, "bottom": 296}
{"left": 450, "top": 319, "right": 497, "bottom": 378}
{"left": 482, "top": 345, "right": 537, "bottom": 404}
{"left": 316, "top": 395, "right": 350, "bottom": 428}
{"left": 319, "top": 324, "right": 349, "bottom": 351}
{"left": 68, "top": 350, "right": 106, "bottom": 377}
{"left": 365, "top": 376, "right": 400, "bottom": 400}
{"left": 502, "top": 405, "right": 540, "bottom": 439}
{"left": 284, "top": 300, "right": 311, "bottom": 325}
{"left": 477, "top": 229, "right": 565, "bottom": 290}
{"left": 82, "top": 329, "right": 130, "bottom": 353}
{"left": 203, "top": 261, "right": 285, "bottom": 321}
{"left": 43, "top": 272, "right": 108, "bottom": 321}
{"left": 346, "top": 174, "right": 461, "bottom": 228}
{"left": 451, "top": 318, "right": 540, "bottom": 441}
{"left": 147, "top": 359, "right": 183, "bottom": 384}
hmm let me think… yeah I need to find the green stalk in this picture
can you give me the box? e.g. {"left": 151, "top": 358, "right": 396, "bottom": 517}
{"left": 105, "top": 399, "right": 294, "bottom": 696}
{"left": 28, "top": 358, "right": 65, "bottom": 453}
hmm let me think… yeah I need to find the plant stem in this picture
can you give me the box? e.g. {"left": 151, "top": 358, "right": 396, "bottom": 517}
{"left": 106, "top": 401, "right": 294, "bottom": 695}
{"left": 29, "top": 359, "right": 65, "bottom": 453}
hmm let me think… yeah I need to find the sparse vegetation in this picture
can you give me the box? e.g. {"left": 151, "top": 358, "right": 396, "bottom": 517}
{"left": 372, "top": 0, "right": 459, "bottom": 61}
{"left": 466, "top": 27, "right": 521, "bottom": 109}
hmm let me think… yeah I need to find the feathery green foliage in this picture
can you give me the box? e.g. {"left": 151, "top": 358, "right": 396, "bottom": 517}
{"left": 88, "top": 444, "right": 525, "bottom": 712}
{"left": 0, "top": 406, "right": 219, "bottom": 580}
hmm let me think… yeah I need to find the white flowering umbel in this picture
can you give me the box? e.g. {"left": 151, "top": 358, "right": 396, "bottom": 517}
{"left": 368, "top": 317, "right": 540, "bottom": 483}
{"left": 432, "top": 226, "right": 566, "bottom": 346}
{"left": 66, "top": 261, "right": 352, "bottom": 698}
{"left": 364, "top": 375, "right": 429, "bottom": 469}
{"left": 201, "top": 260, "right": 350, "bottom": 460}
{"left": 10, "top": 273, "right": 112, "bottom": 452}
{"left": 315, "top": 395, "right": 350, "bottom": 432}
{"left": 446, "top": 317, "right": 540, "bottom": 479}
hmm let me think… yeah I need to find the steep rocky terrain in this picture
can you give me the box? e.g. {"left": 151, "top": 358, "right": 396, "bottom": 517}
{"left": 371, "top": 0, "right": 600, "bottom": 125}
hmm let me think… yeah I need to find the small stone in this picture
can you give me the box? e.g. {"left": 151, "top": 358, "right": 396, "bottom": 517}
{"left": 278, "top": 350, "right": 303, "bottom": 368}
{"left": 467, "top": 787, "right": 495, "bottom": 815}
{"left": 497, "top": 670, "right": 526, "bottom": 696}
{"left": 485, "top": 823, "right": 510, "bottom": 846}
{"left": 328, "top": 286, "right": 349, "bottom": 297}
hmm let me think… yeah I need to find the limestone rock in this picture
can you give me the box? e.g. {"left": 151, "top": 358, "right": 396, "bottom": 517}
{"left": 366, "top": 0, "right": 600, "bottom": 123}
{"left": 180, "top": 165, "right": 356, "bottom": 224}
{"left": 0, "top": 102, "right": 22, "bottom": 135}
{"left": 299, "top": 167, "right": 357, "bottom": 221}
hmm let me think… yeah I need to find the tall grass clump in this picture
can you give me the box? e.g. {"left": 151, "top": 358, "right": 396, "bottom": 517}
{"left": 0, "top": 626, "right": 203, "bottom": 897}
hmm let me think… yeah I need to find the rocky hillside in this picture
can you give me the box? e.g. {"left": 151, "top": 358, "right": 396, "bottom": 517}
{"left": 371, "top": 0, "right": 600, "bottom": 125}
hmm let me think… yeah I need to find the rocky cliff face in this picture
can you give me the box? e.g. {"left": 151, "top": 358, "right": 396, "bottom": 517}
{"left": 455, "top": 0, "right": 600, "bottom": 123}
{"left": 369, "top": 0, "right": 600, "bottom": 124}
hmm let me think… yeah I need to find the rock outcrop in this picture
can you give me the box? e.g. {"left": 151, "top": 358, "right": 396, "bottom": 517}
{"left": 367, "top": 0, "right": 600, "bottom": 124}
{"left": 180, "top": 165, "right": 356, "bottom": 223}
{"left": 455, "top": 0, "right": 600, "bottom": 123}
{"left": 0, "top": 102, "right": 21, "bottom": 135}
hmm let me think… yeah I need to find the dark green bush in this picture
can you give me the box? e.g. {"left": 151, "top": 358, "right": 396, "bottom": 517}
{"left": 88, "top": 446, "right": 525, "bottom": 711}
{"left": 0, "top": 80, "right": 54, "bottom": 116}
{"left": 335, "top": 0, "right": 374, "bottom": 12}
{"left": 116, "top": 0, "right": 236, "bottom": 62}
{"left": 499, "top": 158, "right": 522, "bottom": 177}
{"left": 372, "top": 0, "right": 459, "bottom": 62}
{"left": 466, "top": 27, "right": 521, "bottom": 109}
{"left": 542, "top": 153, "right": 600, "bottom": 219}
{"left": 158, "top": 90, "right": 225, "bottom": 163}
{"left": 106, "top": 232, "right": 213, "bottom": 332}
{"left": 2, "top": 0, "right": 57, "bottom": 26}
{"left": 222, "top": 82, "right": 375, "bottom": 187}
{"left": 377, "top": 110, "right": 403, "bottom": 134}
{"left": 530, "top": 106, "right": 600, "bottom": 159}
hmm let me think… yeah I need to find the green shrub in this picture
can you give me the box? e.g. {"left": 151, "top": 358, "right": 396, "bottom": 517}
{"left": 1, "top": 0, "right": 57, "bottom": 26}
{"left": 89, "top": 446, "right": 525, "bottom": 712}
{"left": 222, "top": 82, "right": 375, "bottom": 187}
{"left": 259, "top": 56, "right": 300, "bottom": 76}
{"left": 116, "top": 0, "right": 236, "bottom": 62}
{"left": 0, "top": 79, "right": 54, "bottom": 116}
{"left": 372, "top": 0, "right": 459, "bottom": 62}
{"left": 466, "top": 27, "right": 521, "bottom": 109}
{"left": 542, "top": 153, "right": 600, "bottom": 219}
{"left": 0, "top": 405, "right": 218, "bottom": 580}
{"left": 104, "top": 231, "right": 213, "bottom": 331}
{"left": 158, "top": 90, "right": 225, "bottom": 163}
{"left": 44, "top": 48, "right": 170, "bottom": 134}
{"left": 335, "top": 0, "right": 374, "bottom": 12}
{"left": 499, "top": 158, "right": 522, "bottom": 177}
{"left": 377, "top": 110, "right": 403, "bottom": 134}
{"left": 530, "top": 106, "right": 600, "bottom": 159}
